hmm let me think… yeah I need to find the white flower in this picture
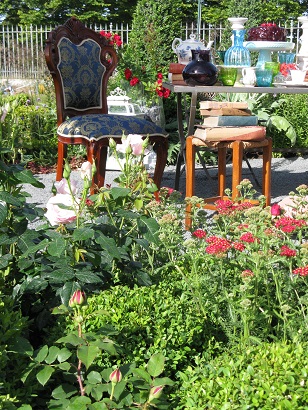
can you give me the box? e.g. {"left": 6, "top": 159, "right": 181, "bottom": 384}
{"left": 45, "top": 194, "right": 79, "bottom": 226}
{"left": 80, "top": 161, "right": 92, "bottom": 181}
{"left": 54, "top": 178, "right": 78, "bottom": 195}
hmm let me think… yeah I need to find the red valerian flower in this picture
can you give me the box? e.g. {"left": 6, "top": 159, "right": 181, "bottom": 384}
{"left": 232, "top": 241, "right": 246, "bottom": 251}
{"left": 241, "top": 269, "right": 254, "bottom": 278}
{"left": 280, "top": 245, "right": 296, "bottom": 257}
{"left": 239, "top": 232, "right": 259, "bottom": 243}
{"left": 192, "top": 229, "right": 207, "bottom": 239}
{"left": 293, "top": 266, "right": 308, "bottom": 276}
{"left": 206, "top": 236, "right": 232, "bottom": 254}
{"left": 274, "top": 217, "right": 306, "bottom": 233}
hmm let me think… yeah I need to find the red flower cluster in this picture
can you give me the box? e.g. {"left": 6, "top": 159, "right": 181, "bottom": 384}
{"left": 205, "top": 236, "right": 232, "bottom": 254}
{"left": 192, "top": 228, "right": 207, "bottom": 239}
{"left": 280, "top": 245, "right": 296, "bottom": 257}
{"left": 293, "top": 266, "right": 308, "bottom": 276}
{"left": 215, "top": 199, "right": 254, "bottom": 215}
{"left": 124, "top": 69, "right": 170, "bottom": 99}
{"left": 232, "top": 241, "right": 246, "bottom": 252}
{"left": 241, "top": 269, "right": 254, "bottom": 278}
{"left": 274, "top": 216, "right": 306, "bottom": 233}
{"left": 239, "top": 232, "right": 259, "bottom": 243}
{"left": 99, "top": 30, "right": 122, "bottom": 47}
{"left": 279, "top": 63, "right": 297, "bottom": 77}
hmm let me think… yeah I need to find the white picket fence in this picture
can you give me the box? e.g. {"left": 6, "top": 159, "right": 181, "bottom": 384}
{"left": 0, "top": 20, "right": 303, "bottom": 79}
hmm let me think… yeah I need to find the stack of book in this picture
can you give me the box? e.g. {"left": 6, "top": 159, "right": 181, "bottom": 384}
{"left": 194, "top": 101, "right": 261, "bottom": 142}
{"left": 168, "top": 63, "right": 186, "bottom": 85}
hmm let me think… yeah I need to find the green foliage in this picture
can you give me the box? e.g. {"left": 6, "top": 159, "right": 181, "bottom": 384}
{"left": 176, "top": 342, "right": 308, "bottom": 409}
{"left": 0, "top": 87, "right": 57, "bottom": 165}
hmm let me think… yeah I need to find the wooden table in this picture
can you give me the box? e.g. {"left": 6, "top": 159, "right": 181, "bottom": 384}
{"left": 163, "top": 82, "right": 308, "bottom": 189}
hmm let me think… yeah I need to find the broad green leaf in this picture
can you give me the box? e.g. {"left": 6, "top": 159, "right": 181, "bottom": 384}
{"left": 0, "top": 200, "right": 7, "bottom": 224}
{"left": 77, "top": 345, "right": 100, "bottom": 370}
{"left": 19, "top": 238, "right": 49, "bottom": 258}
{"left": 72, "top": 227, "right": 95, "bottom": 241}
{"left": 0, "top": 253, "right": 13, "bottom": 269}
{"left": 138, "top": 216, "right": 160, "bottom": 246}
{"left": 35, "top": 344, "right": 49, "bottom": 363}
{"left": 153, "top": 377, "right": 174, "bottom": 386}
{"left": 52, "top": 384, "right": 78, "bottom": 400}
{"left": 0, "top": 191, "right": 23, "bottom": 206}
{"left": 132, "top": 368, "right": 152, "bottom": 383}
{"left": 58, "top": 362, "right": 71, "bottom": 371}
{"left": 67, "top": 396, "right": 92, "bottom": 409}
{"left": 10, "top": 336, "right": 33, "bottom": 356}
{"left": 36, "top": 365, "right": 55, "bottom": 386}
{"left": 57, "top": 281, "right": 80, "bottom": 306}
{"left": 57, "top": 347, "right": 72, "bottom": 363}
{"left": 47, "top": 233, "right": 67, "bottom": 257}
{"left": 57, "top": 334, "right": 84, "bottom": 346}
{"left": 147, "top": 352, "right": 165, "bottom": 377}
{"left": 95, "top": 233, "right": 121, "bottom": 260}
{"left": 110, "top": 186, "right": 131, "bottom": 199}
{"left": 75, "top": 271, "right": 101, "bottom": 284}
{"left": 134, "top": 198, "right": 143, "bottom": 210}
{"left": 15, "top": 169, "right": 45, "bottom": 187}
{"left": 269, "top": 115, "right": 296, "bottom": 145}
{"left": 87, "top": 370, "right": 102, "bottom": 384}
{"left": 45, "top": 346, "right": 60, "bottom": 364}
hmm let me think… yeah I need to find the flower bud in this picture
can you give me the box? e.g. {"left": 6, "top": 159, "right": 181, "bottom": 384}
{"left": 109, "top": 138, "right": 117, "bottom": 150}
{"left": 69, "top": 290, "right": 87, "bottom": 308}
{"left": 109, "top": 368, "right": 122, "bottom": 383}
{"left": 148, "top": 385, "right": 164, "bottom": 402}
{"left": 63, "top": 161, "right": 71, "bottom": 179}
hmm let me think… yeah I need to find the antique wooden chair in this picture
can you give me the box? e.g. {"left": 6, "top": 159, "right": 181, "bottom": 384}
{"left": 185, "top": 126, "right": 272, "bottom": 228}
{"left": 44, "top": 17, "right": 168, "bottom": 190}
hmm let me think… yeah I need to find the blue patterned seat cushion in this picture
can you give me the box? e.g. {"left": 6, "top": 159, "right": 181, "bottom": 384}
{"left": 58, "top": 114, "right": 168, "bottom": 141}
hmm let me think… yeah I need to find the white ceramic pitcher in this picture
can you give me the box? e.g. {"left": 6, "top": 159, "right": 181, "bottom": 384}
{"left": 242, "top": 67, "right": 257, "bottom": 86}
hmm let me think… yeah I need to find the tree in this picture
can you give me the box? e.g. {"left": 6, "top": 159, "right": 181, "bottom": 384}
{"left": 0, "top": 0, "right": 138, "bottom": 26}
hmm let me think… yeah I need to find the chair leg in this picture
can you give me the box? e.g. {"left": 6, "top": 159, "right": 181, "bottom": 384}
{"left": 217, "top": 146, "right": 227, "bottom": 197}
{"left": 95, "top": 145, "right": 108, "bottom": 189}
{"left": 152, "top": 138, "right": 168, "bottom": 189}
{"left": 56, "top": 140, "right": 67, "bottom": 181}
{"left": 262, "top": 138, "right": 272, "bottom": 206}
{"left": 185, "top": 136, "right": 196, "bottom": 229}
{"left": 231, "top": 141, "right": 244, "bottom": 201}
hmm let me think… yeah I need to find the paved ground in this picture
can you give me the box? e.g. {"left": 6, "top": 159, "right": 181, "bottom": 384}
{"left": 24, "top": 155, "right": 308, "bottom": 209}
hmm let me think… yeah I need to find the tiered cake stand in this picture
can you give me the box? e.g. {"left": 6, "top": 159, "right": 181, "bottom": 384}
{"left": 243, "top": 41, "right": 295, "bottom": 67}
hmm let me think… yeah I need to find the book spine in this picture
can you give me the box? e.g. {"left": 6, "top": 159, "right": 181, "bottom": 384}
{"left": 217, "top": 115, "right": 258, "bottom": 126}
{"left": 199, "top": 101, "right": 249, "bottom": 109}
{"left": 200, "top": 108, "right": 252, "bottom": 116}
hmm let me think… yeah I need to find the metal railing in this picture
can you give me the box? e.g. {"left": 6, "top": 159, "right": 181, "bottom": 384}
{"left": 0, "top": 21, "right": 303, "bottom": 80}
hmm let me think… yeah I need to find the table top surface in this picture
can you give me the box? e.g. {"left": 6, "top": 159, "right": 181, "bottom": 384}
{"left": 163, "top": 81, "right": 308, "bottom": 94}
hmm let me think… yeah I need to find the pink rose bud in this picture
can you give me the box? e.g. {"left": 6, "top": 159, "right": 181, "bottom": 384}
{"left": 271, "top": 203, "right": 281, "bottom": 216}
{"left": 148, "top": 385, "right": 164, "bottom": 402}
{"left": 69, "top": 290, "right": 86, "bottom": 308}
{"left": 109, "top": 368, "right": 122, "bottom": 383}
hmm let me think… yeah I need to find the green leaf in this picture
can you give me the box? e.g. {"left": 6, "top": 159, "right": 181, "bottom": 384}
{"left": 36, "top": 365, "right": 55, "bottom": 386}
{"left": 15, "top": 169, "right": 45, "bottom": 187}
{"left": 87, "top": 370, "right": 102, "bottom": 384}
{"left": 269, "top": 115, "right": 296, "bottom": 145}
{"left": 132, "top": 368, "right": 152, "bottom": 383}
{"left": 57, "top": 347, "right": 72, "bottom": 363}
{"left": 74, "top": 270, "right": 101, "bottom": 284}
{"left": 57, "top": 334, "right": 84, "bottom": 346}
{"left": 52, "top": 384, "right": 78, "bottom": 400}
{"left": 45, "top": 346, "right": 60, "bottom": 364}
{"left": 0, "top": 200, "right": 7, "bottom": 224}
{"left": 95, "top": 233, "right": 121, "bottom": 260}
{"left": 0, "top": 191, "right": 23, "bottom": 206}
{"left": 35, "top": 345, "right": 49, "bottom": 363}
{"left": 134, "top": 198, "right": 143, "bottom": 210}
{"left": 67, "top": 396, "right": 92, "bottom": 409}
{"left": 77, "top": 345, "right": 100, "bottom": 370}
{"left": 138, "top": 216, "right": 160, "bottom": 246}
{"left": 47, "top": 232, "right": 67, "bottom": 257}
{"left": 10, "top": 336, "right": 33, "bottom": 356}
{"left": 147, "top": 352, "right": 165, "bottom": 377}
{"left": 19, "top": 238, "right": 49, "bottom": 258}
{"left": 110, "top": 186, "right": 131, "bottom": 199}
{"left": 0, "top": 253, "right": 13, "bottom": 269}
{"left": 72, "top": 227, "right": 95, "bottom": 241}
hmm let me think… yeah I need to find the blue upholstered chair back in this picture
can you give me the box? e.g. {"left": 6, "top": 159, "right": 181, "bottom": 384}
{"left": 58, "top": 38, "right": 106, "bottom": 111}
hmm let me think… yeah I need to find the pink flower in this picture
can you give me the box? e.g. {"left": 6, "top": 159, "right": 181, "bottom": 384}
{"left": 69, "top": 290, "right": 86, "bottom": 308}
{"left": 278, "top": 196, "right": 308, "bottom": 218}
{"left": 280, "top": 245, "right": 296, "bottom": 257}
{"left": 109, "top": 368, "right": 122, "bottom": 383}
{"left": 54, "top": 178, "right": 78, "bottom": 195}
{"left": 293, "top": 266, "right": 308, "bottom": 276}
{"left": 271, "top": 203, "right": 281, "bottom": 217}
{"left": 80, "top": 161, "right": 92, "bottom": 181}
{"left": 148, "top": 386, "right": 164, "bottom": 402}
{"left": 45, "top": 194, "right": 79, "bottom": 226}
{"left": 192, "top": 229, "right": 207, "bottom": 239}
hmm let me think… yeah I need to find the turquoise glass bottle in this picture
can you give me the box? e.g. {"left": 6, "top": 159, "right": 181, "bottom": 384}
{"left": 224, "top": 29, "right": 251, "bottom": 67}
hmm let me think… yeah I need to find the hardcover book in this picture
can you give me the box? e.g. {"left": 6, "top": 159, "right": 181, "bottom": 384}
{"left": 199, "top": 101, "right": 249, "bottom": 109}
{"left": 193, "top": 125, "right": 266, "bottom": 142}
{"left": 200, "top": 108, "right": 252, "bottom": 116}
{"left": 202, "top": 115, "right": 258, "bottom": 127}
{"left": 169, "top": 63, "right": 186, "bottom": 74}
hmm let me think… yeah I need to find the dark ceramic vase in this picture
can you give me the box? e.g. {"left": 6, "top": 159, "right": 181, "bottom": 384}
{"left": 182, "top": 49, "right": 218, "bottom": 86}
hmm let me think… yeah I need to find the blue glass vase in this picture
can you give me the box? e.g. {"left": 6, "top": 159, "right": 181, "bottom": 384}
{"left": 224, "top": 29, "right": 251, "bottom": 67}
